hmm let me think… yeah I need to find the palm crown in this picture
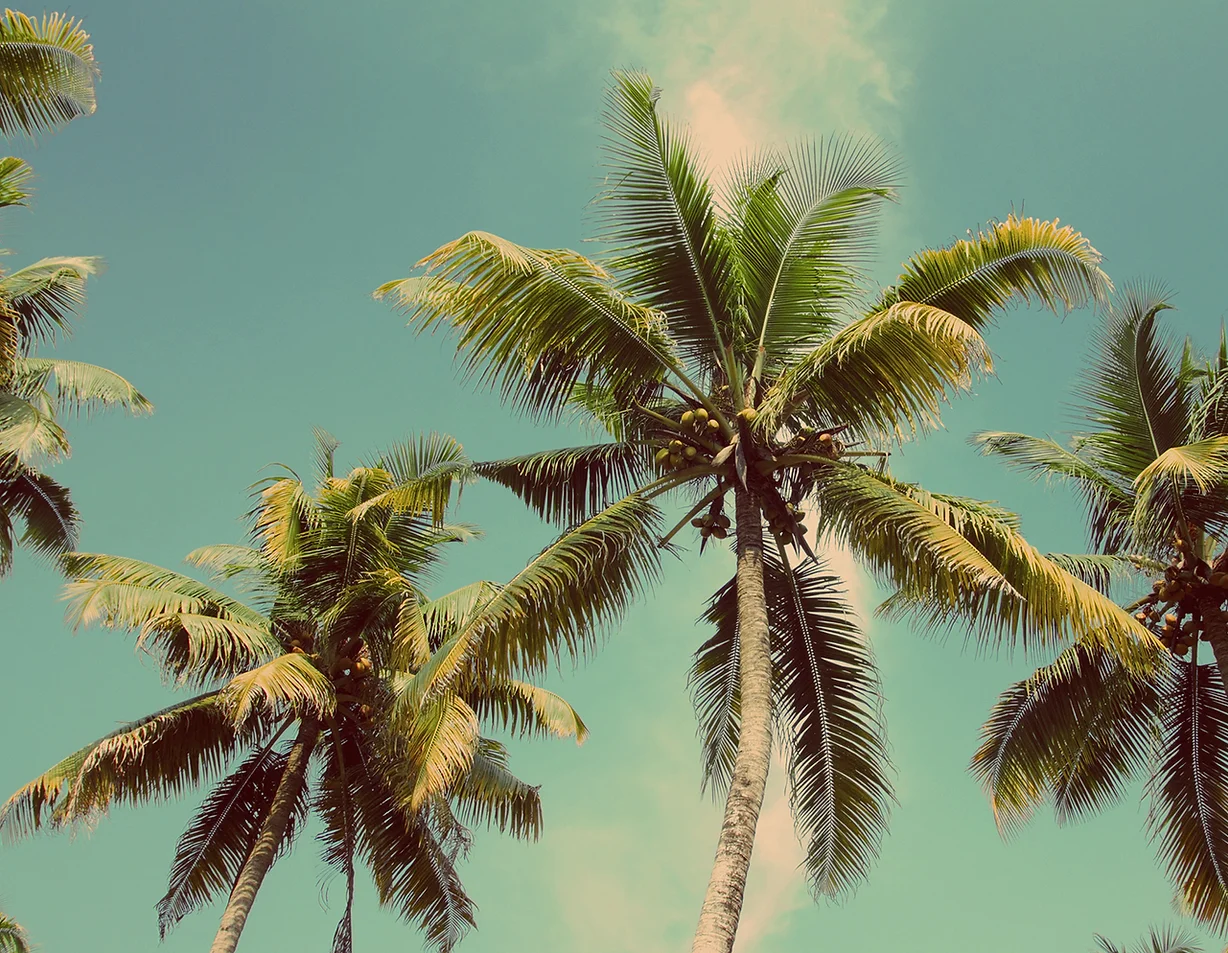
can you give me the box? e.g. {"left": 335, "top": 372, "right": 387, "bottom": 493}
{"left": 972, "top": 288, "right": 1228, "bottom": 935}
{"left": 378, "top": 70, "right": 1153, "bottom": 952}
{"left": 0, "top": 9, "right": 97, "bottom": 138}
{"left": 0, "top": 433, "right": 611, "bottom": 953}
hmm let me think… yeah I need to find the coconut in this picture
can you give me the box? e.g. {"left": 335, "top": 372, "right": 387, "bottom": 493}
{"left": 681, "top": 411, "right": 696, "bottom": 426}
{"left": 708, "top": 418, "right": 721, "bottom": 431}
{"left": 669, "top": 453, "right": 683, "bottom": 467}
{"left": 818, "top": 433, "right": 833, "bottom": 445}
{"left": 738, "top": 407, "right": 758, "bottom": 423}
{"left": 695, "top": 408, "right": 709, "bottom": 423}
{"left": 684, "top": 446, "right": 698, "bottom": 459}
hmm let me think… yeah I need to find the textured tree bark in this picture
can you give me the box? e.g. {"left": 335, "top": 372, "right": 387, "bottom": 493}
{"left": 209, "top": 719, "right": 320, "bottom": 953}
{"left": 691, "top": 488, "right": 774, "bottom": 953}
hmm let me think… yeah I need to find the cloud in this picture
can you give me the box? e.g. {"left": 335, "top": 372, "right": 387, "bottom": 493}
{"left": 602, "top": 0, "right": 908, "bottom": 178}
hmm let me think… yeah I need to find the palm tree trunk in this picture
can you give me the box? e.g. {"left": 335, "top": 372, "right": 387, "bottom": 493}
{"left": 209, "top": 718, "right": 320, "bottom": 953}
{"left": 691, "top": 488, "right": 774, "bottom": 953}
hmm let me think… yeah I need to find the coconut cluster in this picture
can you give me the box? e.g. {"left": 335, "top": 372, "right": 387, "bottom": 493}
{"left": 1133, "top": 538, "right": 1228, "bottom": 657}
{"left": 288, "top": 630, "right": 375, "bottom": 721}
{"left": 653, "top": 406, "right": 723, "bottom": 470}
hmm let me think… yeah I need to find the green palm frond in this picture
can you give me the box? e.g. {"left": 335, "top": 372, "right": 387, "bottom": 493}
{"left": 251, "top": 476, "right": 319, "bottom": 570}
{"left": 1133, "top": 435, "right": 1228, "bottom": 507}
{"left": 0, "top": 256, "right": 101, "bottom": 353}
{"left": 468, "top": 679, "right": 588, "bottom": 742}
{"left": 0, "top": 392, "right": 67, "bottom": 462}
{"left": 399, "top": 694, "right": 480, "bottom": 810}
{"left": 0, "top": 693, "right": 244, "bottom": 838}
{"left": 221, "top": 653, "right": 335, "bottom": 724}
{"left": 0, "top": 154, "right": 32, "bottom": 209}
{"left": 881, "top": 214, "right": 1110, "bottom": 332}
{"left": 1095, "top": 927, "right": 1204, "bottom": 953}
{"left": 759, "top": 302, "right": 991, "bottom": 440}
{"left": 970, "top": 642, "right": 1160, "bottom": 835}
{"left": 733, "top": 137, "right": 898, "bottom": 367}
{"left": 61, "top": 552, "right": 279, "bottom": 684}
{"left": 156, "top": 733, "right": 305, "bottom": 936}
{"left": 351, "top": 433, "right": 473, "bottom": 526}
{"left": 596, "top": 69, "right": 736, "bottom": 368}
{"left": 0, "top": 10, "right": 97, "bottom": 136}
{"left": 871, "top": 482, "right": 1155, "bottom": 658}
{"left": 0, "top": 463, "right": 75, "bottom": 569}
{"left": 1042, "top": 552, "right": 1143, "bottom": 593}
{"left": 473, "top": 442, "right": 649, "bottom": 525}
{"left": 9, "top": 357, "right": 152, "bottom": 416}
{"left": 376, "top": 233, "right": 684, "bottom": 418}
{"left": 449, "top": 739, "right": 542, "bottom": 840}
{"left": 404, "top": 495, "right": 662, "bottom": 702}
{"left": 0, "top": 912, "right": 29, "bottom": 953}
{"left": 972, "top": 431, "right": 1133, "bottom": 552}
{"left": 1149, "top": 655, "right": 1228, "bottom": 932}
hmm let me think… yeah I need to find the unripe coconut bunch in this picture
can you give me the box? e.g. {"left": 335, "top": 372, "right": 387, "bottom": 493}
{"left": 1131, "top": 540, "right": 1228, "bottom": 657}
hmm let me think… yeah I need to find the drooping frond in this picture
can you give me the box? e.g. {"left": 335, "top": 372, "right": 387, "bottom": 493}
{"left": 61, "top": 552, "right": 279, "bottom": 684}
{"left": 969, "top": 642, "right": 1160, "bottom": 836}
{"left": 156, "top": 732, "right": 303, "bottom": 935}
{"left": 760, "top": 302, "right": 991, "bottom": 441}
{"left": 467, "top": 679, "right": 588, "bottom": 743}
{"left": 690, "top": 580, "right": 741, "bottom": 797}
{"left": 404, "top": 494, "right": 662, "bottom": 702}
{"left": 251, "top": 476, "right": 319, "bottom": 571}
{"left": 0, "top": 392, "right": 67, "bottom": 462}
{"left": 869, "top": 480, "right": 1156, "bottom": 659}
{"left": 0, "top": 463, "right": 76, "bottom": 570}
{"left": 449, "top": 738, "right": 543, "bottom": 840}
{"left": 0, "top": 912, "right": 29, "bottom": 953}
{"left": 376, "top": 232, "right": 683, "bottom": 419}
{"left": 596, "top": 69, "right": 736, "bottom": 367}
{"left": 881, "top": 214, "right": 1110, "bottom": 332}
{"left": 1133, "top": 436, "right": 1228, "bottom": 524}
{"left": 8, "top": 357, "right": 152, "bottom": 416}
{"left": 1042, "top": 552, "right": 1143, "bottom": 593}
{"left": 474, "top": 442, "right": 649, "bottom": 525}
{"left": 770, "top": 549, "right": 892, "bottom": 898}
{"left": 221, "top": 653, "right": 335, "bottom": 724}
{"left": 972, "top": 431, "right": 1133, "bottom": 552}
{"left": 0, "top": 154, "right": 31, "bottom": 210}
{"left": 732, "top": 137, "right": 899, "bottom": 367}
{"left": 0, "top": 257, "right": 101, "bottom": 354}
{"left": 1149, "top": 655, "right": 1228, "bottom": 932}
{"left": 398, "top": 693, "right": 480, "bottom": 810}
{"left": 0, "top": 10, "right": 97, "bottom": 136}
{"left": 0, "top": 693, "right": 245, "bottom": 838}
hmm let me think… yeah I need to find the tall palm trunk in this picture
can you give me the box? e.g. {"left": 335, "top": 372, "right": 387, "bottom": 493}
{"left": 210, "top": 718, "right": 320, "bottom": 953}
{"left": 692, "top": 488, "right": 774, "bottom": 953}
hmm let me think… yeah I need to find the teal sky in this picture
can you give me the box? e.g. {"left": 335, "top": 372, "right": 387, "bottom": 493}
{"left": 3, "top": 1, "right": 1227, "bottom": 950}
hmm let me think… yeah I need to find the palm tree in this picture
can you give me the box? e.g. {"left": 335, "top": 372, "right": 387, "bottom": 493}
{"left": 0, "top": 432, "right": 652, "bottom": 953}
{"left": 0, "top": 910, "right": 28, "bottom": 953}
{"left": 0, "top": 156, "right": 151, "bottom": 573}
{"left": 376, "top": 69, "right": 1152, "bottom": 953}
{"left": 970, "top": 287, "right": 1228, "bottom": 934}
{"left": 0, "top": 9, "right": 97, "bottom": 137}
{"left": 1094, "top": 926, "right": 1203, "bottom": 953}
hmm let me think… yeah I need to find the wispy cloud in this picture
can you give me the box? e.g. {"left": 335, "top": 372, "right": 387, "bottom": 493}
{"left": 602, "top": 0, "right": 908, "bottom": 177}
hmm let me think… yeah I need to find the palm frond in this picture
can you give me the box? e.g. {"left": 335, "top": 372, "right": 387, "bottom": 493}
{"left": 0, "top": 912, "right": 29, "bottom": 953}
{"left": 474, "top": 442, "right": 649, "bottom": 526}
{"left": 0, "top": 693, "right": 244, "bottom": 838}
{"left": 0, "top": 256, "right": 101, "bottom": 352}
{"left": 760, "top": 302, "right": 991, "bottom": 440}
{"left": 0, "top": 463, "right": 76, "bottom": 569}
{"left": 468, "top": 679, "right": 588, "bottom": 742}
{"left": 0, "top": 392, "right": 67, "bottom": 462}
{"left": 9, "top": 357, "right": 152, "bottom": 416}
{"left": 449, "top": 738, "right": 542, "bottom": 840}
{"left": 969, "top": 642, "right": 1160, "bottom": 835}
{"left": 0, "top": 10, "right": 97, "bottom": 136}
{"left": 376, "top": 232, "right": 683, "bottom": 418}
{"left": 596, "top": 69, "right": 737, "bottom": 367}
{"left": 221, "top": 653, "right": 335, "bottom": 724}
{"left": 1149, "top": 654, "right": 1228, "bottom": 932}
{"left": 882, "top": 214, "right": 1110, "bottom": 331}
{"left": 400, "top": 693, "right": 479, "bottom": 810}
{"left": 351, "top": 433, "right": 474, "bottom": 526}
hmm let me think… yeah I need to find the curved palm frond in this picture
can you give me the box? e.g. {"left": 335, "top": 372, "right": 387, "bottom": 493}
{"left": 0, "top": 392, "right": 67, "bottom": 462}
{"left": 732, "top": 137, "right": 899, "bottom": 367}
{"left": 376, "top": 233, "right": 683, "bottom": 418}
{"left": 351, "top": 433, "right": 474, "bottom": 526}
{"left": 0, "top": 256, "right": 101, "bottom": 352}
{"left": 0, "top": 154, "right": 32, "bottom": 210}
{"left": 449, "top": 738, "right": 542, "bottom": 840}
{"left": 221, "top": 653, "right": 335, "bottom": 724}
{"left": 0, "top": 912, "right": 29, "bottom": 953}
{"left": 9, "top": 357, "right": 152, "bottom": 417}
{"left": 759, "top": 302, "right": 991, "bottom": 440}
{"left": 597, "top": 68, "right": 736, "bottom": 368}
{"left": 474, "top": 442, "right": 649, "bottom": 526}
{"left": 1149, "top": 655, "right": 1228, "bottom": 931}
{"left": 61, "top": 552, "right": 279, "bottom": 684}
{"left": 156, "top": 732, "right": 306, "bottom": 936}
{"left": 0, "top": 463, "right": 75, "bottom": 570}
{"left": 882, "top": 214, "right": 1110, "bottom": 331}
{"left": 467, "top": 678, "right": 588, "bottom": 743}
{"left": 970, "top": 642, "right": 1160, "bottom": 835}
{"left": 0, "top": 10, "right": 97, "bottom": 136}
{"left": 0, "top": 693, "right": 245, "bottom": 838}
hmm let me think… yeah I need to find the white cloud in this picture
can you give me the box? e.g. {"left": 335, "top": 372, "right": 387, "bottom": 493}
{"left": 602, "top": 0, "right": 907, "bottom": 179}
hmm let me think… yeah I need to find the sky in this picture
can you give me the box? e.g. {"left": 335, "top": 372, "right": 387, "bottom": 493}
{"left": 1, "top": 0, "right": 1227, "bottom": 950}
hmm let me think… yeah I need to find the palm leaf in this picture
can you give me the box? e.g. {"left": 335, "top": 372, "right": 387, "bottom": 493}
{"left": 0, "top": 912, "right": 29, "bottom": 953}
{"left": 467, "top": 679, "right": 588, "bottom": 742}
{"left": 0, "top": 10, "right": 97, "bottom": 136}
{"left": 0, "top": 463, "right": 76, "bottom": 569}
{"left": 474, "top": 442, "right": 649, "bottom": 526}
{"left": 0, "top": 693, "right": 244, "bottom": 838}
{"left": 1149, "top": 654, "right": 1228, "bottom": 931}
{"left": 0, "top": 256, "right": 101, "bottom": 352}
{"left": 221, "top": 653, "right": 335, "bottom": 724}
{"left": 969, "top": 642, "right": 1160, "bottom": 835}
{"left": 0, "top": 392, "right": 67, "bottom": 462}
{"left": 351, "top": 433, "right": 474, "bottom": 526}
{"left": 449, "top": 739, "right": 543, "bottom": 841}
{"left": 9, "top": 357, "right": 152, "bottom": 416}
{"left": 596, "top": 69, "right": 736, "bottom": 368}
